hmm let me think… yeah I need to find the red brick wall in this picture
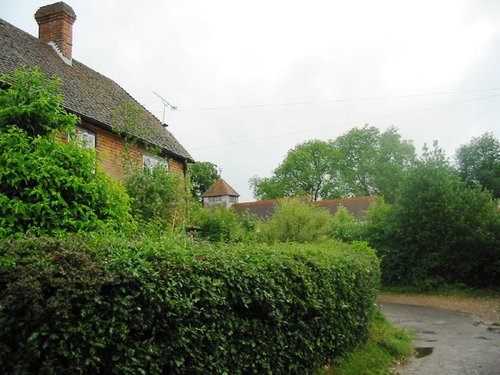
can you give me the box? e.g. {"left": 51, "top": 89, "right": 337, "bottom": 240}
{"left": 59, "top": 122, "right": 186, "bottom": 179}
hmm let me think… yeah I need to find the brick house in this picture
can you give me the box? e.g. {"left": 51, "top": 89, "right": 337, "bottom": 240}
{"left": 0, "top": 2, "right": 193, "bottom": 178}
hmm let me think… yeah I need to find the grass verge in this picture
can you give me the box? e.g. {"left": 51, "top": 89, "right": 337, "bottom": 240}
{"left": 320, "top": 310, "right": 413, "bottom": 375}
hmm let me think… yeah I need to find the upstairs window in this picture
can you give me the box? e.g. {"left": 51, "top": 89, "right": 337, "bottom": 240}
{"left": 143, "top": 153, "right": 168, "bottom": 171}
{"left": 69, "top": 126, "right": 96, "bottom": 149}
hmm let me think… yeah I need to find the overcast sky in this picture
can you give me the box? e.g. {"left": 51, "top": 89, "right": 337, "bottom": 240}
{"left": 2, "top": 0, "right": 500, "bottom": 201}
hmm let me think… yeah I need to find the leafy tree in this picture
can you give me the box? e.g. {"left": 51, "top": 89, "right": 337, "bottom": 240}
{"left": 250, "top": 126, "right": 415, "bottom": 202}
{"left": 260, "top": 199, "right": 333, "bottom": 243}
{"left": 366, "top": 142, "right": 500, "bottom": 287}
{"left": 188, "top": 161, "right": 220, "bottom": 203}
{"left": 0, "top": 66, "right": 132, "bottom": 237}
{"left": 455, "top": 132, "right": 500, "bottom": 199}
{"left": 251, "top": 140, "right": 338, "bottom": 201}
{"left": 332, "top": 125, "right": 415, "bottom": 201}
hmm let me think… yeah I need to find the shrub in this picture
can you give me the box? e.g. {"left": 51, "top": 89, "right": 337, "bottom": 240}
{"left": 330, "top": 206, "right": 365, "bottom": 243}
{"left": 261, "top": 199, "right": 333, "bottom": 243}
{"left": 125, "top": 166, "right": 193, "bottom": 228}
{"left": 192, "top": 206, "right": 258, "bottom": 243}
{"left": 365, "top": 144, "right": 500, "bottom": 287}
{"left": 0, "top": 67, "right": 132, "bottom": 237}
{"left": 0, "top": 234, "right": 380, "bottom": 374}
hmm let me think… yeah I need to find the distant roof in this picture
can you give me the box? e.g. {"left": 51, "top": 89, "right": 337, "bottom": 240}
{"left": 313, "top": 196, "right": 376, "bottom": 220}
{"left": 233, "top": 196, "right": 375, "bottom": 220}
{"left": 202, "top": 178, "right": 240, "bottom": 197}
{"left": 232, "top": 196, "right": 311, "bottom": 219}
{"left": 0, "top": 18, "right": 193, "bottom": 162}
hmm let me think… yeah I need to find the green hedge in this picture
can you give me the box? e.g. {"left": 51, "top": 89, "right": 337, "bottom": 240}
{"left": 0, "top": 235, "right": 380, "bottom": 374}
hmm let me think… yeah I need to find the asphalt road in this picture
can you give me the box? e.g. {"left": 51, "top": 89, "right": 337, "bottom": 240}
{"left": 380, "top": 302, "right": 500, "bottom": 375}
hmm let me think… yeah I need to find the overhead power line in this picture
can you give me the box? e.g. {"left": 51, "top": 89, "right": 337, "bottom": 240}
{"left": 191, "top": 93, "right": 500, "bottom": 151}
{"left": 177, "top": 87, "right": 500, "bottom": 112}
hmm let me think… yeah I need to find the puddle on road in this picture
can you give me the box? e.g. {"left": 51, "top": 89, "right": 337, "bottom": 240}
{"left": 475, "top": 335, "right": 492, "bottom": 341}
{"left": 421, "top": 330, "right": 437, "bottom": 334}
{"left": 415, "top": 347, "right": 434, "bottom": 358}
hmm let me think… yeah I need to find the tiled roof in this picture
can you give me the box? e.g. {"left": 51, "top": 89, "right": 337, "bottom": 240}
{"left": 233, "top": 195, "right": 375, "bottom": 220}
{"left": 0, "top": 18, "right": 193, "bottom": 162}
{"left": 232, "top": 196, "right": 311, "bottom": 219}
{"left": 313, "top": 196, "right": 376, "bottom": 220}
{"left": 202, "top": 178, "right": 240, "bottom": 197}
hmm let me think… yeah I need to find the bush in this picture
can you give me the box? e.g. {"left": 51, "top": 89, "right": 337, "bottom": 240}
{"left": 192, "top": 206, "right": 249, "bottom": 242}
{"left": 0, "top": 234, "right": 380, "bottom": 374}
{"left": 366, "top": 144, "right": 500, "bottom": 287}
{"left": 0, "top": 67, "right": 132, "bottom": 237}
{"left": 125, "top": 166, "right": 193, "bottom": 228}
{"left": 330, "top": 206, "right": 365, "bottom": 243}
{"left": 261, "top": 199, "right": 333, "bottom": 243}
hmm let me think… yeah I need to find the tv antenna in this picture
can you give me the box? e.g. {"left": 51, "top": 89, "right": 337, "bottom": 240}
{"left": 153, "top": 91, "right": 177, "bottom": 125}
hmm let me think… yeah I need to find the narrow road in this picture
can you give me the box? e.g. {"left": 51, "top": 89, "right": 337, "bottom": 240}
{"left": 380, "top": 302, "right": 500, "bottom": 375}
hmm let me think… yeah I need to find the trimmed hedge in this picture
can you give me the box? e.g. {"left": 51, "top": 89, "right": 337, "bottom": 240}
{"left": 0, "top": 235, "right": 379, "bottom": 374}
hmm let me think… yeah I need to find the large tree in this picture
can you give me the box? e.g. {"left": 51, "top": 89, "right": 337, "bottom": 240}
{"left": 455, "top": 132, "right": 500, "bottom": 199}
{"left": 332, "top": 125, "right": 415, "bottom": 201}
{"left": 250, "top": 140, "right": 336, "bottom": 201}
{"left": 250, "top": 125, "right": 415, "bottom": 201}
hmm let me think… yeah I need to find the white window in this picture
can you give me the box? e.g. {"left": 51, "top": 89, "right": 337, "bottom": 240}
{"left": 143, "top": 153, "right": 168, "bottom": 171}
{"left": 69, "top": 126, "right": 96, "bottom": 149}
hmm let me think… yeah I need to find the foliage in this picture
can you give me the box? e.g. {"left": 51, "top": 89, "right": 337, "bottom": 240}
{"left": 332, "top": 126, "right": 415, "bottom": 202}
{"left": 250, "top": 126, "right": 415, "bottom": 202}
{"left": 260, "top": 199, "right": 333, "bottom": 243}
{"left": 366, "top": 142, "right": 500, "bottom": 287}
{"left": 111, "top": 102, "right": 162, "bottom": 174}
{"left": 188, "top": 161, "right": 220, "bottom": 203}
{"left": 455, "top": 132, "right": 500, "bottom": 199}
{"left": 0, "top": 66, "right": 75, "bottom": 137}
{"left": 0, "top": 66, "right": 132, "bottom": 237}
{"left": 125, "top": 165, "right": 193, "bottom": 228}
{"left": 0, "top": 234, "right": 380, "bottom": 374}
{"left": 251, "top": 140, "right": 335, "bottom": 201}
{"left": 193, "top": 206, "right": 255, "bottom": 242}
{"left": 330, "top": 206, "right": 366, "bottom": 243}
{"left": 322, "top": 310, "right": 413, "bottom": 375}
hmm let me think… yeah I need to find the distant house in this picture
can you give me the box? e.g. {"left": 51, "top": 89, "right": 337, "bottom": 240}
{"left": 202, "top": 179, "right": 240, "bottom": 209}
{"left": 0, "top": 2, "right": 193, "bottom": 178}
{"left": 233, "top": 196, "right": 376, "bottom": 220}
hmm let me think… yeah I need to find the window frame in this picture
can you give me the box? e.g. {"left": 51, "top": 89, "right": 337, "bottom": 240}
{"left": 143, "top": 153, "right": 169, "bottom": 171}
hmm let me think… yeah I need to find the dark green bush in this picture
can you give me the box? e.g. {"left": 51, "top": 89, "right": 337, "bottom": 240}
{"left": 0, "top": 234, "right": 380, "bottom": 374}
{"left": 365, "top": 144, "right": 500, "bottom": 287}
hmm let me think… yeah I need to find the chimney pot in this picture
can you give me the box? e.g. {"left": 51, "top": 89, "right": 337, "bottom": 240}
{"left": 35, "top": 2, "right": 76, "bottom": 60}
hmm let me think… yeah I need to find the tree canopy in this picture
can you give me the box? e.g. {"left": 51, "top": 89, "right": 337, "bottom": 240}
{"left": 250, "top": 125, "right": 415, "bottom": 201}
{"left": 455, "top": 132, "right": 500, "bottom": 199}
{"left": 188, "top": 161, "right": 220, "bottom": 203}
{"left": 366, "top": 142, "right": 500, "bottom": 287}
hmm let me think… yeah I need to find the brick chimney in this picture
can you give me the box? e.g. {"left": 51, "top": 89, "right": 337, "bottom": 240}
{"left": 35, "top": 2, "right": 76, "bottom": 61}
